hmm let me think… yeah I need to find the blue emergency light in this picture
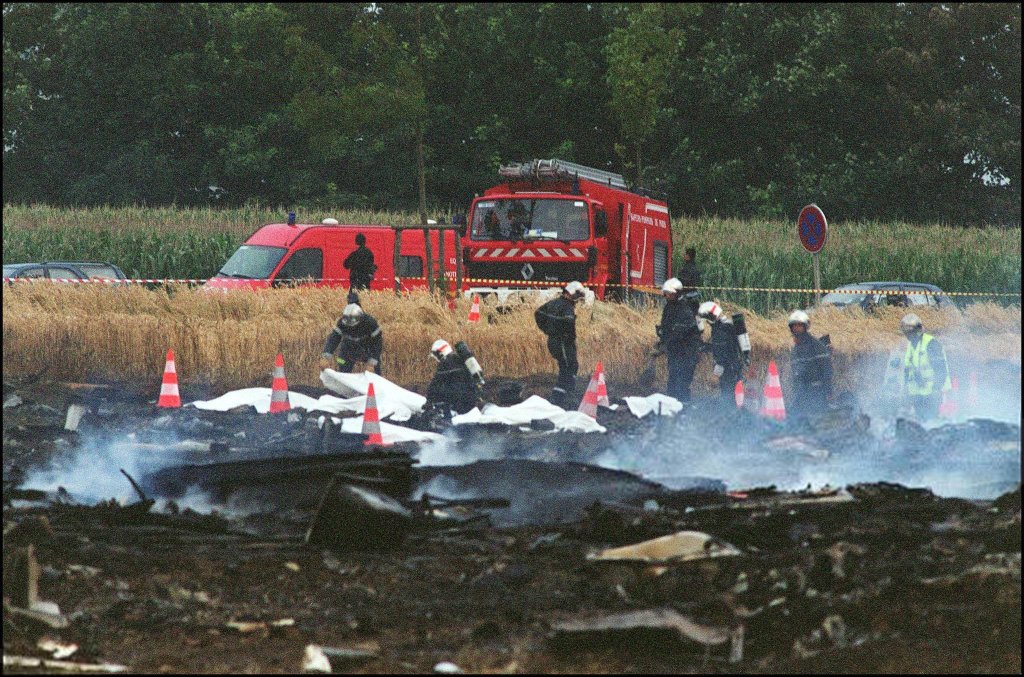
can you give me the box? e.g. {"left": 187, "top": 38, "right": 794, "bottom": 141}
{"left": 287, "top": 211, "right": 296, "bottom": 226}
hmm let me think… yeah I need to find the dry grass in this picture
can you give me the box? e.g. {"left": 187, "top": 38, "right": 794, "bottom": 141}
{"left": 3, "top": 285, "right": 1020, "bottom": 397}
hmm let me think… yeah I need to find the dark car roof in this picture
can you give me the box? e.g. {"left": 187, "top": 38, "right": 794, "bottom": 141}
{"left": 3, "top": 261, "right": 127, "bottom": 278}
{"left": 836, "top": 281, "right": 944, "bottom": 291}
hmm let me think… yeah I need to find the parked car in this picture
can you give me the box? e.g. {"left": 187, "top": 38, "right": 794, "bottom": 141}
{"left": 3, "top": 261, "right": 128, "bottom": 283}
{"left": 816, "top": 281, "right": 954, "bottom": 311}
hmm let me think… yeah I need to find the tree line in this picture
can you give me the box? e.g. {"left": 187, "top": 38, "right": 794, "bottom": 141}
{"left": 3, "top": 3, "right": 1020, "bottom": 225}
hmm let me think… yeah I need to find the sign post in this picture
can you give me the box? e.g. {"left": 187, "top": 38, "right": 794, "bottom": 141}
{"left": 797, "top": 204, "right": 828, "bottom": 306}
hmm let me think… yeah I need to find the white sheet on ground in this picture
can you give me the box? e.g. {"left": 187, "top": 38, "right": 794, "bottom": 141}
{"left": 320, "top": 370, "right": 425, "bottom": 421}
{"left": 623, "top": 394, "right": 683, "bottom": 418}
{"left": 451, "top": 395, "right": 606, "bottom": 434}
{"left": 191, "top": 388, "right": 338, "bottom": 415}
{"left": 321, "top": 415, "right": 443, "bottom": 445}
{"left": 193, "top": 386, "right": 418, "bottom": 422}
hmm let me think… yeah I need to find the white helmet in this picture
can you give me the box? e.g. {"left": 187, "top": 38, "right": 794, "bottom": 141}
{"left": 697, "top": 301, "right": 722, "bottom": 321}
{"left": 341, "top": 303, "right": 365, "bottom": 327}
{"left": 564, "top": 281, "right": 586, "bottom": 299}
{"left": 661, "top": 278, "right": 683, "bottom": 295}
{"left": 788, "top": 309, "right": 810, "bottom": 328}
{"left": 430, "top": 339, "right": 453, "bottom": 361}
{"left": 900, "top": 313, "right": 923, "bottom": 333}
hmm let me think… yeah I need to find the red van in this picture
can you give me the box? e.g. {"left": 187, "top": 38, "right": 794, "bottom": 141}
{"left": 204, "top": 221, "right": 460, "bottom": 292}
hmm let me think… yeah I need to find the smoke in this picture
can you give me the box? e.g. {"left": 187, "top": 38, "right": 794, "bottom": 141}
{"left": 415, "top": 428, "right": 506, "bottom": 467}
{"left": 411, "top": 474, "right": 477, "bottom": 502}
{"left": 23, "top": 431, "right": 182, "bottom": 505}
{"left": 589, "top": 340, "right": 1019, "bottom": 499}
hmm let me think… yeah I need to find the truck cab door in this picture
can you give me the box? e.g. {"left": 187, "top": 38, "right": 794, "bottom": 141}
{"left": 273, "top": 247, "right": 324, "bottom": 287}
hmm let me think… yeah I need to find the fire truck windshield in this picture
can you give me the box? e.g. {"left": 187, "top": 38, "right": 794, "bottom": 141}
{"left": 470, "top": 199, "right": 589, "bottom": 242}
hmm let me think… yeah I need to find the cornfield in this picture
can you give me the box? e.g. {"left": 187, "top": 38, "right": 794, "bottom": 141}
{"left": 3, "top": 204, "right": 1020, "bottom": 315}
{"left": 3, "top": 284, "right": 1019, "bottom": 398}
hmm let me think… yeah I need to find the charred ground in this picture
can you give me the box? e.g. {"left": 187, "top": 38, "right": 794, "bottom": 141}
{"left": 3, "top": 377, "right": 1021, "bottom": 674}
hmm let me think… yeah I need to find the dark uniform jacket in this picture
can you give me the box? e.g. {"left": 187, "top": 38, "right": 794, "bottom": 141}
{"left": 535, "top": 297, "right": 577, "bottom": 340}
{"left": 678, "top": 261, "right": 701, "bottom": 292}
{"left": 344, "top": 245, "right": 376, "bottom": 289}
{"left": 323, "top": 314, "right": 383, "bottom": 362}
{"left": 789, "top": 333, "right": 833, "bottom": 417}
{"left": 709, "top": 318, "right": 743, "bottom": 375}
{"left": 426, "top": 354, "right": 478, "bottom": 414}
{"left": 658, "top": 299, "right": 700, "bottom": 353}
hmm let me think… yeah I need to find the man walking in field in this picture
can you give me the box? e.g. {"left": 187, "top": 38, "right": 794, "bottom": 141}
{"left": 655, "top": 278, "right": 702, "bottom": 403}
{"left": 787, "top": 310, "right": 833, "bottom": 420}
{"left": 697, "top": 301, "right": 744, "bottom": 404}
{"left": 535, "top": 281, "right": 587, "bottom": 407}
{"left": 897, "top": 313, "right": 951, "bottom": 422}
{"left": 344, "top": 233, "right": 377, "bottom": 291}
{"left": 677, "top": 247, "right": 702, "bottom": 315}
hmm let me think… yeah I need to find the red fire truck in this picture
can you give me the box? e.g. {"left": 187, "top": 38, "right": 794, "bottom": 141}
{"left": 462, "top": 159, "right": 672, "bottom": 300}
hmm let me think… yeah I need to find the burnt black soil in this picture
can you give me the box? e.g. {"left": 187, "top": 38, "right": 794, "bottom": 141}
{"left": 3, "top": 378, "right": 1021, "bottom": 674}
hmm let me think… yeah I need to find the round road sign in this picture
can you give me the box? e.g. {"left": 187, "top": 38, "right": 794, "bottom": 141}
{"left": 798, "top": 204, "right": 828, "bottom": 254}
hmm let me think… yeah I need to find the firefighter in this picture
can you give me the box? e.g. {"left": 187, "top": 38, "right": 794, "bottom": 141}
{"left": 697, "top": 301, "right": 743, "bottom": 403}
{"left": 319, "top": 303, "right": 383, "bottom": 375}
{"left": 425, "top": 339, "right": 483, "bottom": 415}
{"left": 344, "top": 232, "right": 377, "bottom": 291}
{"left": 787, "top": 310, "right": 833, "bottom": 420}
{"left": 678, "top": 247, "right": 702, "bottom": 315}
{"left": 535, "top": 281, "right": 587, "bottom": 407}
{"left": 898, "top": 313, "right": 951, "bottom": 421}
{"left": 656, "top": 278, "right": 702, "bottom": 403}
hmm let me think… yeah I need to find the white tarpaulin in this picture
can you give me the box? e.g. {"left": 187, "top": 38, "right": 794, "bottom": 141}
{"left": 451, "top": 395, "right": 606, "bottom": 434}
{"left": 191, "top": 388, "right": 360, "bottom": 415}
{"left": 623, "top": 394, "right": 683, "bottom": 418}
{"left": 320, "top": 370, "right": 425, "bottom": 422}
{"left": 320, "top": 415, "right": 443, "bottom": 445}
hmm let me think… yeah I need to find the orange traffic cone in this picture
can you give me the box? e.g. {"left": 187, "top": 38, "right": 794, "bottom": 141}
{"left": 269, "top": 353, "right": 291, "bottom": 413}
{"left": 735, "top": 380, "right": 745, "bottom": 409}
{"left": 157, "top": 349, "right": 181, "bottom": 408}
{"left": 939, "top": 376, "right": 959, "bottom": 419}
{"left": 760, "top": 361, "right": 786, "bottom": 421}
{"left": 595, "top": 361, "right": 610, "bottom": 407}
{"left": 578, "top": 376, "right": 599, "bottom": 418}
{"left": 362, "top": 382, "right": 384, "bottom": 445}
{"left": 967, "top": 371, "right": 979, "bottom": 412}
{"left": 467, "top": 295, "right": 481, "bottom": 323}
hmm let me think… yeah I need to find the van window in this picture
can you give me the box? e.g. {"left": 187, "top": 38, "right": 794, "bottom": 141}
{"left": 276, "top": 248, "right": 323, "bottom": 282}
{"left": 75, "top": 263, "right": 123, "bottom": 280}
{"left": 48, "top": 266, "right": 83, "bottom": 280}
{"left": 397, "top": 255, "right": 423, "bottom": 278}
{"left": 13, "top": 266, "right": 45, "bottom": 279}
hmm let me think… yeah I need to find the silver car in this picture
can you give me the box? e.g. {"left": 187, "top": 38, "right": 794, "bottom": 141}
{"left": 817, "top": 281, "right": 954, "bottom": 310}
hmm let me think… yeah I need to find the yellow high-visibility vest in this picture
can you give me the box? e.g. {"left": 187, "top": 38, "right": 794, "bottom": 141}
{"left": 903, "top": 333, "right": 952, "bottom": 396}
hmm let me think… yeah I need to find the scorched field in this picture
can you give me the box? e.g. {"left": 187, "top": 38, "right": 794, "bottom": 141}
{"left": 2, "top": 206, "right": 1021, "bottom": 674}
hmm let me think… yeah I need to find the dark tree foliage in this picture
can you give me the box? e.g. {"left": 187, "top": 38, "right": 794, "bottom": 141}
{"left": 3, "top": 2, "right": 1020, "bottom": 225}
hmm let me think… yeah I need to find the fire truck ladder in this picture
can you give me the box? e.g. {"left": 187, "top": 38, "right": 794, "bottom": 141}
{"left": 498, "top": 159, "right": 628, "bottom": 190}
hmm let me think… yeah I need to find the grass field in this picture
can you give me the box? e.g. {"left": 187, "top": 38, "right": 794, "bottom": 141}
{"left": 3, "top": 284, "right": 1019, "bottom": 399}
{"left": 3, "top": 204, "right": 1020, "bottom": 316}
